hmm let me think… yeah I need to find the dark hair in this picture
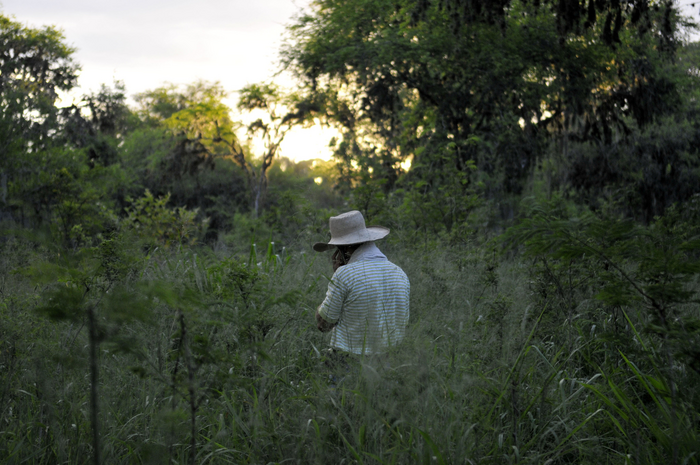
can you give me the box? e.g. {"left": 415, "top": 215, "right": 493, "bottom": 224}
{"left": 334, "top": 243, "right": 363, "bottom": 267}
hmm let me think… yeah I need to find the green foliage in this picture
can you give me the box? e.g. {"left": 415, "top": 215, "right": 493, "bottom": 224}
{"left": 283, "top": 0, "right": 696, "bottom": 226}
{"left": 399, "top": 156, "right": 481, "bottom": 241}
{"left": 122, "top": 190, "right": 208, "bottom": 248}
{"left": 133, "top": 81, "right": 235, "bottom": 173}
{"left": 0, "top": 13, "right": 79, "bottom": 157}
{"left": 505, "top": 202, "right": 700, "bottom": 463}
{"left": 7, "top": 147, "right": 120, "bottom": 247}
{"left": 24, "top": 235, "right": 146, "bottom": 325}
{"left": 584, "top": 342, "right": 700, "bottom": 464}
{"left": 1, "top": 216, "right": 699, "bottom": 464}
{"left": 162, "top": 82, "right": 238, "bottom": 153}
{"left": 507, "top": 203, "right": 700, "bottom": 318}
{"left": 131, "top": 80, "right": 321, "bottom": 219}
{"left": 60, "top": 81, "right": 137, "bottom": 168}
{"left": 13, "top": 232, "right": 150, "bottom": 465}
{"left": 0, "top": 13, "right": 82, "bottom": 232}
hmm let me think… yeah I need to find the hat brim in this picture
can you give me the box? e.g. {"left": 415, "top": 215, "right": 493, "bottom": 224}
{"left": 313, "top": 226, "right": 389, "bottom": 252}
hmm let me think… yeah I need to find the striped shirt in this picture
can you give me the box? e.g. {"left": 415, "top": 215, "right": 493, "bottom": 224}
{"left": 318, "top": 242, "right": 410, "bottom": 355}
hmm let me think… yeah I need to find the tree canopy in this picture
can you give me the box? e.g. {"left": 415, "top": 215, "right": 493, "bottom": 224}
{"left": 0, "top": 14, "right": 79, "bottom": 208}
{"left": 282, "top": 0, "right": 698, "bottom": 225}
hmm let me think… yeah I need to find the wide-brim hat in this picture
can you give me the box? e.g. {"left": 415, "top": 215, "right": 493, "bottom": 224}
{"left": 313, "top": 210, "right": 389, "bottom": 252}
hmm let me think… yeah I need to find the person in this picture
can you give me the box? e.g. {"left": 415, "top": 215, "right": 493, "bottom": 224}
{"left": 313, "top": 210, "right": 410, "bottom": 356}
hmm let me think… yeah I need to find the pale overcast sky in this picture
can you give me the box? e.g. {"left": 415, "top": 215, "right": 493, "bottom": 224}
{"left": 1, "top": 0, "right": 307, "bottom": 96}
{"left": 0, "top": 0, "right": 338, "bottom": 162}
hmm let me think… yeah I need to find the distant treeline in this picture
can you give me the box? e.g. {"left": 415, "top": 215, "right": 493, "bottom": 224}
{"left": 1, "top": 2, "right": 700, "bottom": 249}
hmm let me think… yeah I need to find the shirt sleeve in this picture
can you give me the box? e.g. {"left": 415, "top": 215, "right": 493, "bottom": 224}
{"left": 404, "top": 274, "right": 411, "bottom": 325}
{"left": 317, "top": 271, "right": 347, "bottom": 324}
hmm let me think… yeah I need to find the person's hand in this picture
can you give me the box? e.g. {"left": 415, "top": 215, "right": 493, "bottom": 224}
{"left": 316, "top": 310, "right": 336, "bottom": 332}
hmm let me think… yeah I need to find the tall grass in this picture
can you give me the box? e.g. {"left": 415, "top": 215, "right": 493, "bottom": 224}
{"left": 1, "top": 228, "right": 698, "bottom": 464}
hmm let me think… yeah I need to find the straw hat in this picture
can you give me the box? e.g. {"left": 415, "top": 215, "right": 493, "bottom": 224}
{"left": 313, "top": 210, "right": 389, "bottom": 252}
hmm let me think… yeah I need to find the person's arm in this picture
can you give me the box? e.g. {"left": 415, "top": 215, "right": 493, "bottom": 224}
{"left": 316, "top": 272, "right": 346, "bottom": 332}
{"left": 316, "top": 308, "right": 336, "bottom": 332}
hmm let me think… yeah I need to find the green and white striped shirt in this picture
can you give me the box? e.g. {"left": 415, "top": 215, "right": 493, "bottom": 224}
{"left": 318, "top": 242, "right": 410, "bottom": 355}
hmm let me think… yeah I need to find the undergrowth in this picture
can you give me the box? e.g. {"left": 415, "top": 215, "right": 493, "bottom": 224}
{"left": 1, "top": 204, "right": 699, "bottom": 464}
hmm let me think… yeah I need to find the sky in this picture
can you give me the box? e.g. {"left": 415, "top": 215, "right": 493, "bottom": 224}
{"left": 0, "top": 0, "right": 338, "bottom": 162}
{"left": 1, "top": 1, "right": 698, "bottom": 162}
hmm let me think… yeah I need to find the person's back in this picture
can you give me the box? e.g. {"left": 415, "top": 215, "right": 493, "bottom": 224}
{"left": 313, "top": 211, "right": 410, "bottom": 356}
{"left": 318, "top": 242, "right": 410, "bottom": 355}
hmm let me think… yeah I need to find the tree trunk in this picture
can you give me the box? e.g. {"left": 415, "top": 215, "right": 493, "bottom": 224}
{"left": 87, "top": 307, "right": 102, "bottom": 465}
{"left": 253, "top": 184, "right": 262, "bottom": 219}
{"left": 178, "top": 311, "right": 198, "bottom": 465}
{"left": 252, "top": 169, "right": 268, "bottom": 218}
{"left": 1, "top": 172, "right": 6, "bottom": 205}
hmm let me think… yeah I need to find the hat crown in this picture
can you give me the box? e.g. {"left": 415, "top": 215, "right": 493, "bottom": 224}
{"left": 312, "top": 210, "right": 389, "bottom": 252}
{"left": 329, "top": 211, "right": 366, "bottom": 238}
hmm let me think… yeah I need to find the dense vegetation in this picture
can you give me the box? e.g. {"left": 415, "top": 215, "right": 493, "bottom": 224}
{"left": 1, "top": 1, "right": 699, "bottom": 464}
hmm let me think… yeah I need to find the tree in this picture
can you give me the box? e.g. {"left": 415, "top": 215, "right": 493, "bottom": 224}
{"left": 134, "top": 81, "right": 229, "bottom": 177}
{"left": 282, "top": 0, "right": 692, "bottom": 223}
{"left": 0, "top": 14, "right": 79, "bottom": 210}
{"left": 135, "top": 81, "right": 318, "bottom": 218}
{"left": 0, "top": 16, "right": 123, "bottom": 246}
{"left": 235, "top": 83, "right": 319, "bottom": 216}
{"left": 566, "top": 40, "right": 700, "bottom": 222}
{"left": 60, "top": 81, "right": 135, "bottom": 168}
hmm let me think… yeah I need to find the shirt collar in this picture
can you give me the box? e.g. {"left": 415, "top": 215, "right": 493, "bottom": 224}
{"left": 348, "top": 241, "right": 387, "bottom": 264}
